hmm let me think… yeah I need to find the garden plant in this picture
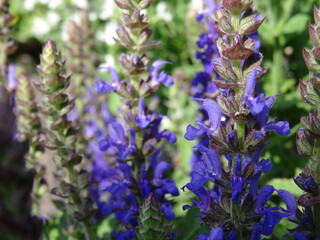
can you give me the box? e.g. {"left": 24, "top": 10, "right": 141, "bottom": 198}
{"left": 1, "top": 0, "right": 320, "bottom": 239}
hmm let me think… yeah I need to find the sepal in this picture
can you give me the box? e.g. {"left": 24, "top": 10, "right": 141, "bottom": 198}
{"left": 135, "top": 193, "right": 172, "bottom": 240}
{"left": 222, "top": 0, "right": 253, "bottom": 13}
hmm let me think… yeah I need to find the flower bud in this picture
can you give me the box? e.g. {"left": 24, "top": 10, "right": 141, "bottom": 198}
{"left": 138, "top": 0, "right": 153, "bottom": 10}
{"left": 239, "top": 13, "right": 265, "bottom": 35}
{"left": 136, "top": 193, "right": 172, "bottom": 240}
{"left": 303, "top": 48, "right": 320, "bottom": 73}
{"left": 296, "top": 128, "right": 313, "bottom": 156}
{"left": 136, "top": 28, "right": 152, "bottom": 46}
{"left": 222, "top": 40, "right": 254, "bottom": 60}
{"left": 300, "top": 110, "right": 320, "bottom": 136}
{"left": 116, "top": 27, "right": 132, "bottom": 47}
{"left": 314, "top": 6, "right": 320, "bottom": 26}
{"left": 114, "top": 0, "right": 133, "bottom": 10}
{"left": 243, "top": 130, "right": 266, "bottom": 153}
{"left": 308, "top": 23, "right": 320, "bottom": 47}
{"left": 222, "top": 0, "right": 253, "bottom": 13}
{"left": 310, "top": 75, "right": 320, "bottom": 89}
{"left": 299, "top": 80, "right": 320, "bottom": 106}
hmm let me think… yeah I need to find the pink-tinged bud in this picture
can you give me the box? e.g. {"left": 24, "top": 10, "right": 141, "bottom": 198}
{"left": 314, "top": 6, "right": 320, "bottom": 26}
{"left": 216, "top": 93, "right": 239, "bottom": 116}
{"left": 116, "top": 27, "right": 132, "bottom": 47}
{"left": 138, "top": 0, "right": 153, "bottom": 10}
{"left": 136, "top": 41, "right": 161, "bottom": 53}
{"left": 210, "top": 135, "right": 231, "bottom": 154}
{"left": 301, "top": 110, "right": 320, "bottom": 136}
{"left": 136, "top": 28, "right": 152, "bottom": 45}
{"left": 243, "top": 129, "right": 266, "bottom": 153}
{"left": 239, "top": 16, "right": 265, "bottom": 35}
{"left": 222, "top": 0, "right": 253, "bottom": 13}
{"left": 243, "top": 162, "right": 255, "bottom": 180}
{"left": 296, "top": 128, "right": 313, "bottom": 156}
{"left": 214, "top": 80, "right": 239, "bottom": 89}
{"left": 308, "top": 23, "right": 320, "bottom": 46}
{"left": 299, "top": 80, "right": 320, "bottom": 106}
{"left": 303, "top": 48, "right": 320, "bottom": 73}
{"left": 213, "top": 58, "right": 239, "bottom": 83}
{"left": 310, "top": 76, "right": 320, "bottom": 89}
{"left": 213, "top": 9, "right": 233, "bottom": 35}
{"left": 312, "top": 46, "right": 320, "bottom": 60}
{"left": 114, "top": 0, "right": 133, "bottom": 10}
{"left": 222, "top": 40, "right": 254, "bottom": 60}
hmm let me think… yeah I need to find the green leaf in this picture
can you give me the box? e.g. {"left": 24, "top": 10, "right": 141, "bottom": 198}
{"left": 283, "top": 14, "right": 309, "bottom": 34}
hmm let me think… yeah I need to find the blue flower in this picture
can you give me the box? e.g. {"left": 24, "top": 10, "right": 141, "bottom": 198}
{"left": 135, "top": 98, "right": 151, "bottom": 129}
{"left": 190, "top": 146, "right": 221, "bottom": 187}
{"left": 185, "top": 99, "right": 222, "bottom": 140}
{"left": 150, "top": 61, "right": 173, "bottom": 87}
{"left": 95, "top": 66, "right": 120, "bottom": 93}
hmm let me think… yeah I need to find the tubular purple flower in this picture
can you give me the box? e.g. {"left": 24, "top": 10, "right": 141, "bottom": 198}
{"left": 184, "top": 124, "right": 205, "bottom": 140}
{"left": 243, "top": 69, "right": 257, "bottom": 99}
{"left": 256, "top": 185, "right": 275, "bottom": 214}
{"left": 7, "top": 65, "right": 18, "bottom": 91}
{"left": 95, "top": 66, "right": 120, "bottom": 93}
{"left": 150, "top": 61, "right": 173, "bottom": 87}
{"left": 276, "top": 189, "right": 297, "bottom": 219}
{"left": 135, "top": 98, "right": 151, "bottom": 129}
{"left": 203, "top": 99, "right": 222, "bottom": 133}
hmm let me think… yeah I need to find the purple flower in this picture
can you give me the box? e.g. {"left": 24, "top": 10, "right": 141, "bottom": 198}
{"left": 150, "top": 61, "right": 173, "bottom": 87}
{"left": 7, "top": 65, "right": 18, "bottom": 91}
{"left": 135, "top": 98, "right": 151, "bottom": 129}
{"left": 190, "top": 146, "right": 221, "bottom": 187}
{"left": 185, "top": 99, "right": 222, "bottom": 140}
{"left": 95, "top": 66, "right": 120, "bottom": 93}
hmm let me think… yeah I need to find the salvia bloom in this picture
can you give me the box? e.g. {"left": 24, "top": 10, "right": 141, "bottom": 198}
{"left": 35, "top": 40, "right": 96, "bottom": 239}
{"left": 191, "top": 0, "right": 220, "bottom": 99}
{"left": 0, "top": 85, "right": 42, "bottom": 240}
{"left": 189, "top": 0, "right": 220, "bottom": 171}
{"left": 0, "top": 0, "right": 16, "bottom": 84}
{"left": 184, "top": 0, "right": 293, "bottom": 238}
{"left": 91, "top": 0, "right": 178, "bottom": 238}
{"left": 289, "top": 6, "right": 320, "bottom": 239}
{"left": 15, "top": 71, "right": 45, "bottom": 215}
{"left": 65, "top": 9, "right": 100, "bottom": 156}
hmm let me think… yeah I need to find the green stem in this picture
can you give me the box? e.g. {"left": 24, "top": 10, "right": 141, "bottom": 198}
{"left": 270, "top": 43, "right": 284, "bottom": 96}
{"left": 313, "top": 139, "right": 320, "bottom": 158}
{"left": 0, "top": 39, "right": 7, "bottom": 83}
{"left": 235, "top": 120, "right": 246, "bottom": 149}
{"left": 314, "top": 203, "right": 320, "bottom": 235}
{"left": 82, "top": 220, "right": 96, "bottom": 240}
{"left": 66, "top": 166, "right": 96, "bottom": 240}
{"left": 231, "top": 14, "right": 240, "bottom": 33}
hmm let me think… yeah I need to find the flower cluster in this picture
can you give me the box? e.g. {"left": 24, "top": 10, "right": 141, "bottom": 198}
{"left": 0, "top": 85, "right": 42, "bottom": 240}
{"left": 191, "top": 0, "right": 220, "bottom": 100}
{"left": 35, "top": 40, "right": 96, "bottom": 238}
{"left": 91, "top": 0, "right": 178, "bottom": 238}
{"left": 289, "top": 6, "right": 320, "bottom": 239}
{"left": 183, "top": 0, "right": 293, "bottom": 238}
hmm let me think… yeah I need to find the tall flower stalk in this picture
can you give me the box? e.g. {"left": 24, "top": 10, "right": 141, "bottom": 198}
{"left": 35, "top": 40, "right": 96, "bottom": 240}
{"left": 0, "top": 84, "right": 42, "bottom": 240}
{"left": 183, "top": 0, "right": 294, "bottom": 238}
{"left": 93, "top": 0, "right": 178, "bottom": 238}
{"left": 289, "top": 6, "right": 320, "bottom": 239}
{"left": 65, "top": 9, "right": 100, "bottom": 156}
{"left": 15, "top": 71, "right": 45, "bottom": 216}
{"left": 0, "top": 0, "right": 16, "bottom": 84}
